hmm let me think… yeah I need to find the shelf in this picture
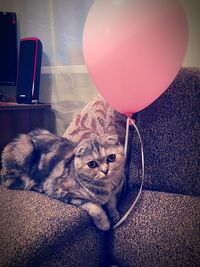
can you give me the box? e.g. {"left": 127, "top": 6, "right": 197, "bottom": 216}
{"left": 0, "top": 102, "right": 51, "bottom": 110}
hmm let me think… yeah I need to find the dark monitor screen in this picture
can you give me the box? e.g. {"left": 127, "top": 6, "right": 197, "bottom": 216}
{"left": 0, "top": 12, "right": 18, "bottom": 86}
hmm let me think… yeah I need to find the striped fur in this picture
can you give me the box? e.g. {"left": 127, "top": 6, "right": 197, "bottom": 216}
{"left": 1, "top": 129, "right": 125, "bottom": 231}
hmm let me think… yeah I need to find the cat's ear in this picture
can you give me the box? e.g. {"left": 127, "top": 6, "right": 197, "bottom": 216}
{"left": 105, "top": 135, "right": 120, "bottom": 145}
{"left": 74, "top": 145, "right": 88, "bottom": 157}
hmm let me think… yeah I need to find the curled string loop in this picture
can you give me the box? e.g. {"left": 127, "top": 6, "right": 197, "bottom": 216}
{"left": 113, "top": 117, "right": 145, "bottom": 229}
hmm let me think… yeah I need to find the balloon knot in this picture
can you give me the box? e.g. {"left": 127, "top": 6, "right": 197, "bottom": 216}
{"left": 129, "top": 118, "right": 135, "bottom": 125}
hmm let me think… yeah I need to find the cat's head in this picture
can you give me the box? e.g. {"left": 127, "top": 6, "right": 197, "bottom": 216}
{"left": 74, "top": 134, "right": 125, "bottom": 180}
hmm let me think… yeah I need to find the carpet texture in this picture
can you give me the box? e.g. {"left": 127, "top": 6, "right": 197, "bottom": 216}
{"left": 111, "top": 190, "right": 200, "bottom": 267}
{"left": 0, "top": 186, "right": 106, "bottom": 267}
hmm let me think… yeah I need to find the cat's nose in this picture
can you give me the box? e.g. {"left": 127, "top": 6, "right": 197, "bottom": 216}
{"left": 102, "top": 169, "right": 109, "bottom": 176}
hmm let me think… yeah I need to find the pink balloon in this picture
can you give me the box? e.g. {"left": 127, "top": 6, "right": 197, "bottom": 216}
{"left": 83, "top": 0, "right": 188, "bottom": 117}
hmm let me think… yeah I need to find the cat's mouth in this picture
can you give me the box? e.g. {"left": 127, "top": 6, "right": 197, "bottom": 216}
{"left": 95, "top": 172, "right": 112, "bottom": 181}
{"left": 93, "top": 166, "right": 123, "bottom": 181}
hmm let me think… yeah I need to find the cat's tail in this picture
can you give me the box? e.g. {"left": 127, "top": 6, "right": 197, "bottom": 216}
{"left": 1, "top": 134, "right": 35, "bottom": 189}
{"left": 2, "top": 134, "right": 35, "bottom": 167}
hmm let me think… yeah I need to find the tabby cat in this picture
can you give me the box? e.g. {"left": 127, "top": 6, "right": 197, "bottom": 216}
{"left": 0, "top": 129, "right": 125, "bottom": 231}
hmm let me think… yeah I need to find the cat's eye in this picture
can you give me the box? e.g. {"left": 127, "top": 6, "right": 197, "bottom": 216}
{"left": 87, "top": 161, "right": 98, "bottom": 169}
{"left": 107, "top": 154, "right": 116, "bottom": 163}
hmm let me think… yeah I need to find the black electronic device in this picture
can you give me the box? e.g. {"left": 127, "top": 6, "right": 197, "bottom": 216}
{"left": 0, "top": 12, "right": 18, "bottom": 86}
{"left": 16, "top": 38, "right": 43, "bottom": 104}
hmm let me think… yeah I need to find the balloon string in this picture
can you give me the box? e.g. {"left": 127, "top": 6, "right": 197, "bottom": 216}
{"left": 124, "top": 117, "right": 130, "bottom": 156}
{"left": 113, "top": 118, "right": 145, "bottom": 229}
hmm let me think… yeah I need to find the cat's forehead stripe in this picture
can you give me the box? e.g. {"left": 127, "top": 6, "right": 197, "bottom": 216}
{"left": 92, "top": 139, "right": 101, "bottom": 155}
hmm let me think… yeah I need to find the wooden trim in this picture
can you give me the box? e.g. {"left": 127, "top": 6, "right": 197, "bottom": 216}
{"left": 0, "top": 102, "right": 51, "bottom": 111}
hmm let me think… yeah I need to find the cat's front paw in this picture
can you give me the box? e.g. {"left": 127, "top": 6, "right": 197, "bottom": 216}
{"left": 93, "top": 213, "right": 111, "bottom": 231}
{"left": 80, "top": 202, "right": 111, "bottom": 231}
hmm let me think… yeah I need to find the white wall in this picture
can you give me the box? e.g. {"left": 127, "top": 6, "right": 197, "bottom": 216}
{"left": 181, "top": 0, "right": 200, "bottom": 67}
